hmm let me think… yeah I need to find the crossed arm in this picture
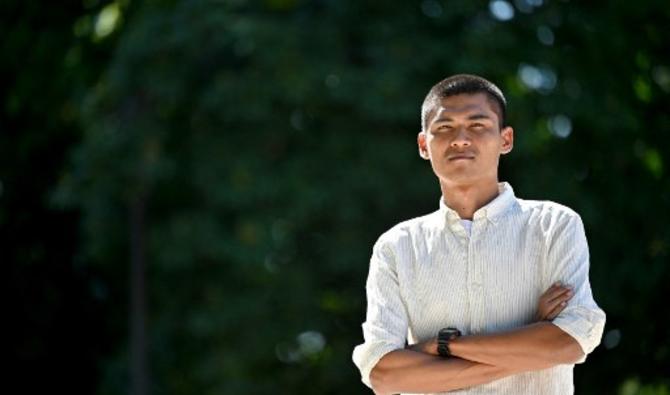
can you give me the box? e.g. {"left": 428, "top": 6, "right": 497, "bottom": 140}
{"left": 369, "top": 285, "right": 583, "bottom": 395}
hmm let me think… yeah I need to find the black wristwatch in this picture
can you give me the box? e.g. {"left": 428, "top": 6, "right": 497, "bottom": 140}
{"left": 437, "top": 327, "right": 461, "bottom": 357}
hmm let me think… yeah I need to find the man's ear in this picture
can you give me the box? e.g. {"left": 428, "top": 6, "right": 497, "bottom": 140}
{"left": 417, "top": 131, "right": 430, "bottom": 160}
{"left": 500, "top": 126, "right": 514, "bottom": 155}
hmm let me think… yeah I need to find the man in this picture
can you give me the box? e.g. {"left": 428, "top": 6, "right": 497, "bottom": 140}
{"left": 352, "top": 74, "right": 606, "bottom": 394}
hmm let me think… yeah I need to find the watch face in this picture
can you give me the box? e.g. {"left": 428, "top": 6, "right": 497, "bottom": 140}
{"left": 439, "top": 327, "right": 461, "bottom": 339}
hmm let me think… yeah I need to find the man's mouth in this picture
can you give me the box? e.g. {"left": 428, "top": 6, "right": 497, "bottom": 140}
{"left": 448, "top": 155, "right": 475, "bottom": 161}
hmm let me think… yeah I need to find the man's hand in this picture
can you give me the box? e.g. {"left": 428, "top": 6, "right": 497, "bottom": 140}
{"left": 536, "top": 283, "right": 572, "bottom": 321}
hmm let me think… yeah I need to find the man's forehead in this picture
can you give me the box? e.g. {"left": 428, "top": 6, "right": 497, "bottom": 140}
{"left": 434, "top": 93, "right": 497, "bottom": 115}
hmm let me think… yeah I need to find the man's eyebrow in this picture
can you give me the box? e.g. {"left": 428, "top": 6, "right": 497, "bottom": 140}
{"left": 466, "top": 113, "right": 493, "bottom": 121}
{"left": 432, "top": 113, "right": 493, "bottom": 124}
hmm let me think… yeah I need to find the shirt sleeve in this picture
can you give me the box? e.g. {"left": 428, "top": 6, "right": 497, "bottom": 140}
{"left": 546, "top": 212, "right": 606, "bottom": 364}
{"left": 352, "top": 236, "right": 409, "bottom": 388}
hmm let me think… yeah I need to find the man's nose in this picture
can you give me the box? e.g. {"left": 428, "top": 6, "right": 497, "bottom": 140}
{"left": 450, "top": 127, "right": 471, "bottom": 147}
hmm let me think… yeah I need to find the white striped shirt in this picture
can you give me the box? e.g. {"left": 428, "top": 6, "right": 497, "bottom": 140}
{"left": 352, "top": 181, "right": 606, "bottom": 394}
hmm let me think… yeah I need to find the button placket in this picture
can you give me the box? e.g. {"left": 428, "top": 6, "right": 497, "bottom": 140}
{"left": 468, "top": 216, "right": 488, "bottom": 333}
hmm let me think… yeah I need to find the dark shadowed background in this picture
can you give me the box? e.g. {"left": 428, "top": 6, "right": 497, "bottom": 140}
{"left": 3, "top": 0, "right": 669, "bottom": 394}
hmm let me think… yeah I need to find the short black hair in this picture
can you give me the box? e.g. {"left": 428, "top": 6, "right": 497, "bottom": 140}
{"left": 421, "top": 74, "right": 507, "bottom": 131}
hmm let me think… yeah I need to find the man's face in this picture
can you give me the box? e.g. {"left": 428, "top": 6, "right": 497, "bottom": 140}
{"left": 417, "top": 93, "right": 514, "bottom": 186}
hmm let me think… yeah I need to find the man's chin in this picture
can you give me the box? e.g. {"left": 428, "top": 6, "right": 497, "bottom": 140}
{"left": 436, "top": 174, "right": 482, "bottom": 186}
{"left": 437, "top": 170, "right": 478, "bottom": 180}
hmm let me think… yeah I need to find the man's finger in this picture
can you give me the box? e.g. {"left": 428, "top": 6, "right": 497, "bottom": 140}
{"left": 546, "top": 300, "right": 569, "bottom": 320}
{"left": 543, "top": 286, "right": 572, "bottom": 303}
{"left": 545, "top": 282, "right": 562, "bottom": 294}
{"left": 547, "top": 288, "right": 573, "bottom": 304}
{"left": 542, "top": 282, "right": 566, "bottom": 296}
{"left": 543, "top": 291, "right": 572, "bottom": 314}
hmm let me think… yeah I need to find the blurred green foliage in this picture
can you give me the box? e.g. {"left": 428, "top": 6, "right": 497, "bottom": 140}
{"left": 3, "top": 0, "right": 669, "bottom": 394}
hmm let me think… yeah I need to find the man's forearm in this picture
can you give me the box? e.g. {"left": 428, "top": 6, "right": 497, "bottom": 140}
{"left": 370, "top": 349, "right": 525, "bottom": 395}
{"left": 448, "top": 322, "right": 584, "bottom": 370}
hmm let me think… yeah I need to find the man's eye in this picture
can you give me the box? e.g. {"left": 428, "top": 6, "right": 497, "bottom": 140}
{"left": 471, "top": 123, "right": 485, "bottom": 129}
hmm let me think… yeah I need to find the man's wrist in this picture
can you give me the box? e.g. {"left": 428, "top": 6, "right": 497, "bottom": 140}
{"left": 427, "top": 337, "right": 440, "bottom": 356}
{"left": 405, "top": 338, "right": 440, "bottom": 356}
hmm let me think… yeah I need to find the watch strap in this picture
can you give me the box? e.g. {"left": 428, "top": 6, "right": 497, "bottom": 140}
{"left": 437, "top": 327, "right": 461, "bottom": 357}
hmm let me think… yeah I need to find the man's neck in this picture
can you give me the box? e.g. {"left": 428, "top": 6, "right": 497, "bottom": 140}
{"left": 440, "top": 178, "right": 501, "bottom": 220}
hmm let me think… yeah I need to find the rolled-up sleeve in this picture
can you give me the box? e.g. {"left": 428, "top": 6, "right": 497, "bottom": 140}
{"left": 352, "top": 236, "right": 408, "bottom": 388}
{"left": 546, "top": 212, "right": 606, "bottom": 363}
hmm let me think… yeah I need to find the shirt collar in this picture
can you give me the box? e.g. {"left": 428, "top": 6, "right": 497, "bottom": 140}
{"left": 438, "top": 181, "right": 517, "bottom": 225}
